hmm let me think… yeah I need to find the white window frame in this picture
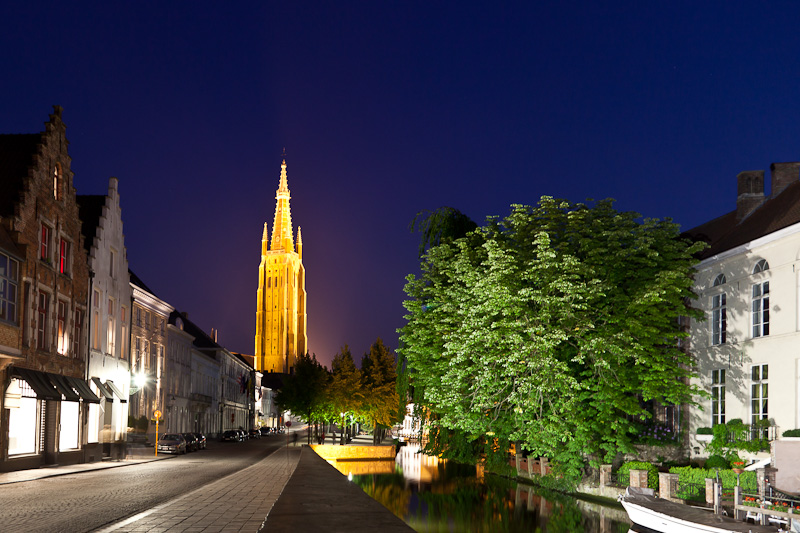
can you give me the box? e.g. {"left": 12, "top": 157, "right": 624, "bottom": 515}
{"left": 711, "top": 369, "right": 725, "bottom": 426}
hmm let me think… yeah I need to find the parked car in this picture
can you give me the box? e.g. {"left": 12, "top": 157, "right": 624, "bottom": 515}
{"left": 192, "top": 432, "right": 207, "bottom": 449}
{"left": 182, "top": 433, "right": 198, "bottom": 452}
{"left": 248, "top": 428, "right": 261, "bottom": 439}
{"left": 158, "top": 433, "right": 187, "bottom": 455}
{"left": 221, "top": 430, "right": 240, "bottom": 442}
{"left": 259, "top": 427, "right": 271, "bottom": 436}
{"left": 236, "top": 429, "right": 247, "bottom": 441}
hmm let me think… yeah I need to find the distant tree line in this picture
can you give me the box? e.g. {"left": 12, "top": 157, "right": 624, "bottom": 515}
{"left": 275, "top": 338, "right": 403, "bottom": 445}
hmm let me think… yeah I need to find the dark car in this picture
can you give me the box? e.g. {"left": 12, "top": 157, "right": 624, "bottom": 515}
{"left": 157, "top": 433, "right": 187, "bottom": 455}
{"left": 221, "top": 430, "right": 240, "bottom": 442}
{"left": 236, "top": 429, "right": 247, "bottom": 441}
{"left": 192, "top": 432, "right": 207, "bottom": 449}
{"left": 248, "top": 428, "right": 261, "bottom": 439}
{"left": 182, "top": 432, "right": 198, "bottom": 452}
{"left": 259, "top": 427, "right": 271, "bottom": 436}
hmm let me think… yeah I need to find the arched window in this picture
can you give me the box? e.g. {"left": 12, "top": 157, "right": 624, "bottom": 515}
{"left": 713, "top": 274, "right": 726, "bottom": 286}
{"left": 753, "top": 259, "right": 769, "bottom": 274}
{"left": 53, "top": 163, "right": 63, "bottom": 201}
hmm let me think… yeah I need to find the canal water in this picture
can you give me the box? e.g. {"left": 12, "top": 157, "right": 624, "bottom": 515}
{"left": 330, "top": 444, "right": 633, "bottom": 532}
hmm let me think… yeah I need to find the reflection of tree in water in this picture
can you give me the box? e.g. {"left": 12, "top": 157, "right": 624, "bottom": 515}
{"left": 353, "top": 471, "right": 410, "bottom": 519}
{"left": 353, "top": 462, "right": 627, "bottom": 532}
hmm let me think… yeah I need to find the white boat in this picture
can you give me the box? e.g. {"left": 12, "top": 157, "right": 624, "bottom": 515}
{"left": 620, "top": 487, "right": 781, "bottom": 533}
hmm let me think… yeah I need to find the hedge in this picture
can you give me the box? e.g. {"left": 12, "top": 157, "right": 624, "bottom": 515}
{"left": 669, "top": 466, "right": 757, "bottom": 493}
{"left": 617, "top": 461, "right": 659, "bottom": 490}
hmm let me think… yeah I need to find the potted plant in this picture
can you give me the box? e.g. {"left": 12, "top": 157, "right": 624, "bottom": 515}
{"left": 731, "top": 460, "right": 745, "bottom": 474}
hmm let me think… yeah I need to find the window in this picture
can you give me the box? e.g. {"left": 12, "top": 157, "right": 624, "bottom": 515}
{"left": 143, "top": 340, "right": 149, "bottom": 369}
{"left": 59, "top": 401, "right": 79, "bottom": 450}
{"left": 145, "top": 311, "right": 150, "bottom": 330}
{"left": 711, "top": 369, "right": 725, "bottom": 425}
{"left": 160, "top": 318, "right": 165, "bottom": 335}
{"left": 713, "top": 274, "right": 726, "bottom": 287}
{"left": 120, "top": 306, "right": 128, "bottom": 360}
{"left": 711, "top": 293, "right": 726, "bottom": 345}
{"left": 751, "top": 364, "right": 768, "bottom": 437}
{"left": 40, "top": 224, "right": 51, "bottom": 262}
{"left": 7, "top": 379, "right": 38, "bottom": 455}
{"left": 135, "top": 307, "right": 141, "bottom": 327}
{"left": 72, "top": 309, "right": 83, "bottom": 357}
{"left": 109, "top": 249, "right": 116, "bottom": 278}
{"left": 37, "top": 291, "right": 49, "bottom": 350}
{"left": 753, "top": 259, "right": 769, "bottom": 274}
{"left": 92, "top": 289, "right": 101, "bottom": 350}
{"left": 0, "top": 252, "right": 19, "bottom": 323}
{"left": 59, "top": 238, "right": 69, "bottom": 275}
{"left": 53, "top": 163, "right": 63, "bottom": 201}
{"left": 752, "top": 281, "right": 769, "bottom": 337}
{"left": 56, "top": 300, "right": 68, "bottom": 355}
{"left": 107, "top": 298, "right": 115, "bottom": 356}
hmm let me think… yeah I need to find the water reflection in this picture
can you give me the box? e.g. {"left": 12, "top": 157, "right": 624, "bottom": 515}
{"left": 331, "top": 444, "right": 631, "bottom": 532}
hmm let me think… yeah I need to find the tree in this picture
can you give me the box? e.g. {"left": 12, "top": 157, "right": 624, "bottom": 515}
{"left": 399, "top": 197, "right": 704, "bottom": 478}
{"left": 330, "top": 345, "right": 364, "bottom": 444}
{"left": 409, "top": 206, "right": 477, "bottom": 257}
{"left": 274, "top": 352, "right": 329, "bottom": 444}
{"left": 361, "top": 338, "right": 401, "bottom": 443}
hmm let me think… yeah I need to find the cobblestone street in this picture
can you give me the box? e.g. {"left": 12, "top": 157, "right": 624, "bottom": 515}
{"left": 0, "top": 435, "right": 291, "bottom": 533}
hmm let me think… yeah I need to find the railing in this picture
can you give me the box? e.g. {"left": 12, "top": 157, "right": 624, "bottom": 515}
{"left": 674, "top": 480, "right": 705, "bottom": 502}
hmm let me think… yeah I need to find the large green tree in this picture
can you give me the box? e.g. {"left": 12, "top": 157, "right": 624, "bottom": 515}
{"left": 274, "top": 352, "right": 329, "bottom": 444}
{"left": 399, "top": 197, "right": 704, "bottom": 478}
{"left": 330, "top": 345, "right": 364, "bottom": 444}
{"left": 361, "top": 338, "right": 401, "bottom": 444}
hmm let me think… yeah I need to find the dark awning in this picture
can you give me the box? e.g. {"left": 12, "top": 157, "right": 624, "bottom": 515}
{"left": 105, "top": 380, "right": 127, "bottom": 403}
{"left": 46, "top": 373, "right": 81, "bottom": 402}
{"left": 91, "top": 377, "right": 114, "bottom": 401}
{"left": 64, "top": 376, "right": 100, "bottom": 404}
{"left": 11, "top": 367, "right": 60, "bottom": 401}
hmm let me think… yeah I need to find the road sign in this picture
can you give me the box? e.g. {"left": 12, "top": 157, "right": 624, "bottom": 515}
{"left": 153, "top": 410, "right": 162, "bottom": 420}
{"left": 286, "top": 421, "right": 292, "bottom": 427}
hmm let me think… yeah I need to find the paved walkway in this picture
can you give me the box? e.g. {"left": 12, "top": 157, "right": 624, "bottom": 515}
{"left": 96, "top": 445, "right": 302, "bottom": 532}
{"left": 0, "top": 455, "right": 169, "bottom": 485}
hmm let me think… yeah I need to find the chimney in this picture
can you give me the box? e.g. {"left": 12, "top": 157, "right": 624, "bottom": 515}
{"left": 737, "top": 170, "right": 765, "bottom": 222}
{"left": 770, "top": 162, "right": 800, "bottom": 197}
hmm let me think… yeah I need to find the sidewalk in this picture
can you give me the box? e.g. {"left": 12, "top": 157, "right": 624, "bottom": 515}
{"left": 0, "top": 454, "right": 169, "bottom": 485}
{"left": 97, "top": 445, "right": 302, "bottom": 532}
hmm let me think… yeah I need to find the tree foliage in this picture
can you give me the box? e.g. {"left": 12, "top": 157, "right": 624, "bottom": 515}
{"left": 409, "top": 206, "right": 477, "bottom": 257}
{"left": 361, "top": 338, "right": 402, "bottom": 442}
{"left": 274, "top": 352, "right": 330, "bottom": 442}
{"left": 399, "top": 197, "right": 704, "bottom": 478}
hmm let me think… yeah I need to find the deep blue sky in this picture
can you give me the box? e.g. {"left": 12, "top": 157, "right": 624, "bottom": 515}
{"left": 3, "top": 2, "right": 800, "bottom": 368}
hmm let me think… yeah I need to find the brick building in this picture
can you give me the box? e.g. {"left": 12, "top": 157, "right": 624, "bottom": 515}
{"left": 0, "top": 107, "right": 100, "bottom": 471}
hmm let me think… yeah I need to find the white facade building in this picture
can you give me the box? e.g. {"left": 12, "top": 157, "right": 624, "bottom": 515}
{"left": 77, "top": 177, "right": 132, "bottom": 459}
{"left": 686, "top": 162, "right": 800, "bottom": 459}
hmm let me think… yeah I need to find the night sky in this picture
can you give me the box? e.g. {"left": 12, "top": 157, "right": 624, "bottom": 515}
{"left": 4, "top": 3, "right": 800, "bottom": 368}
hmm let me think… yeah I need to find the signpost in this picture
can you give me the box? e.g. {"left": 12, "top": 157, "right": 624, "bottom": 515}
{"left": 153, "top": 410, "right": 162, "bottom": 456}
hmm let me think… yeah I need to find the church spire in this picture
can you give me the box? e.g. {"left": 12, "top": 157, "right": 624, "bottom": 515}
{"left": 297, "top": 227, "right": 303, "bottom": 259}
{"left": 261, "top": 222, "right": 269, "bottom": 255}
{"left": 270, "top": 159, "right": 294, "bottom": 252}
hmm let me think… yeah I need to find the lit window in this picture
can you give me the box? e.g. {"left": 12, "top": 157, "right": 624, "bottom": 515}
{"left": 59, "top": 238, "right": 69, "bottom": 275}
{"left": 53, "top": 164, "right": 63, "bottom": 201}
{"left": 120, "top": 306, "right": 128, "bottom": 360}
{"left": 711, "top": 293, "right": 726, "bottom": 345}
{"left": 8, "top": 379, "right": 38, "bottom": 455}
{"left": 0, "top": 252, "right": 19, "bottom": 323}
{"left": 57, "top": 300, "right": 68, "bottom": 355}
{"left": 107, "top": 298, "right": 115, "bottom": 356}
{"left": 752, "top": 281, "right": 769, "bottom": 337}
{"left": 59, "top": 400, "right": 79, "bottom": 450}
{"left": 711, "top": 369, "right": 725, "bottom": 425}
{"left": 37, "top": 291, "right": 49, "bottom": 350}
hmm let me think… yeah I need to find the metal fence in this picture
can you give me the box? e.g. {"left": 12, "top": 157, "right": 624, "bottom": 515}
{"left": 674, "top": 480, "right": 705, "bottom": 502}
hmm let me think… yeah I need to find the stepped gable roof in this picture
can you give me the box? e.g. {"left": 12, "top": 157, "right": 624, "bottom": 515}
{"left": 683, "top": 180, "right": 800, "bottom": 260}
{"left": 0, "top": 133, "right": 40, "bottom": 216}
{"left": 76, "top": 195, "right": 105, "bottom": 254}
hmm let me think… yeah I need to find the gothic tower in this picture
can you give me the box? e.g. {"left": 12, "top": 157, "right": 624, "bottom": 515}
{"left": 254, "top": 159, "right": 307, "bottom": 374}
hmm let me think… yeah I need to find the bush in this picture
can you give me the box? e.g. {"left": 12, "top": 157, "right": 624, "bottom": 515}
{"left": 696, "top": 427, "right": 713, "bottom": 435}
{"left": 704, "top": 455, "right": 730, "bottom": 469}
{"left": 783, "top": 429, "right": 800, "bottom": 437}
{"left": 670, "top": 465, "right": 757, "bottom": 493}
{"left": 616, "top": 461, "right": 659, "bottom": 490}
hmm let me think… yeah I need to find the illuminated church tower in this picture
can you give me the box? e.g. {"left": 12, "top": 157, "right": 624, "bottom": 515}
{"left": 255, "top": 159, "right": 307, "bottom": 374}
